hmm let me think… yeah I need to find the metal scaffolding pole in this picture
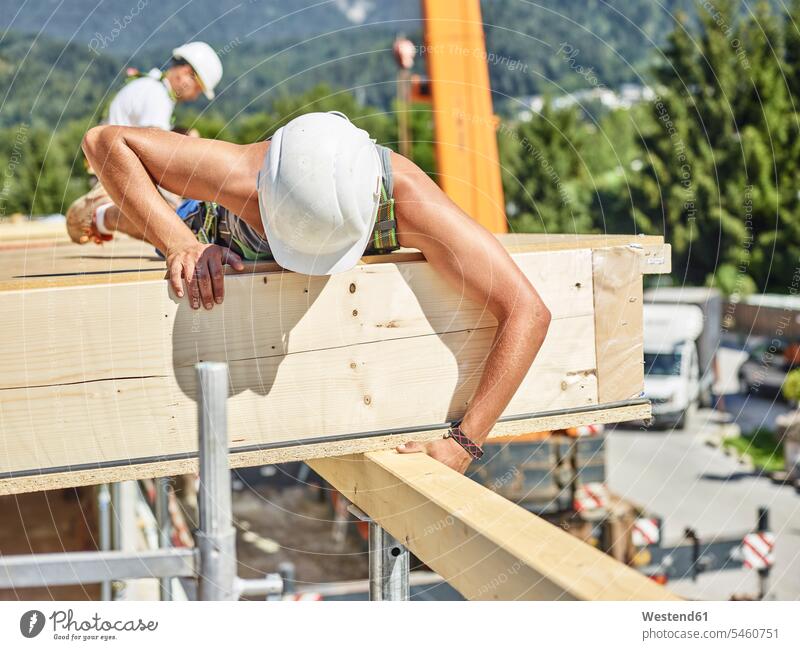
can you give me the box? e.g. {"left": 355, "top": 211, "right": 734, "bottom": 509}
{"left": 0, "top": 549, "right": 197, "bottom": 588}
{"left": 109, "top": 481, "right": 125, "bottom": 600}
{"left": 348, "top": 504, "right": 410, "bottom": 601}
{"left": 97, "top": 483, "right": 112, "bottom": 601}
{"left": 155, "top": 476, "right": 173, "bottom": 600}
{"left": 195, "top": 362, "right": 237, "bottom": 601}
{"left": 368, "top": 522, "right": 410, "bottom": 601}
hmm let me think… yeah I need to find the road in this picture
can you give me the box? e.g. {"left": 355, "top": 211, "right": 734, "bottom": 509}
{"left": 607, "top": 349, "right": 800, "bottom": 600}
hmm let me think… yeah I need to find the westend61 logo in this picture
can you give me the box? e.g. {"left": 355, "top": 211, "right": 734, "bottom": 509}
{"left": 19, "top": 609, "right": 158, "bottom": 642}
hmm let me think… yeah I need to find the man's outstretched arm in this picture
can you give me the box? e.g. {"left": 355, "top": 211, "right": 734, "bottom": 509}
{"left": 81, "top": 126, "right": 266, "bottom": 308}
{"left": 390, "top": 152, "right": 552, "bottom": 473}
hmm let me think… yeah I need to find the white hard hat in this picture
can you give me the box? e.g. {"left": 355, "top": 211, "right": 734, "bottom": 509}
{"left": 172, "top": 42, "right": 223, "bottom": 99}
{"left": 257, "top": 111, "right": 383, "bottom": 276}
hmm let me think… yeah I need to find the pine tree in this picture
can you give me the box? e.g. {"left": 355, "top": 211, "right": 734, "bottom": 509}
{"left": 732, "top": 1, "right": 799, "bottom": 290}
{"left": 784, "top": 0, "right": 800, "bottom": 101}
{"left": 500, "top": 102, "right": 595, "bottom": 234}
{"left": 630, "top": 0, "right": 774, "bottom": 290}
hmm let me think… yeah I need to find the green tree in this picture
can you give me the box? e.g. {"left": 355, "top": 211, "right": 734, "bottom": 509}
{"left": 225, "top": 85, "right": 392, "bottom": 145}
{"left": 629, "top": 0, "right": 796, "bottom": 291}
{"left": 735, "top": 1, "right": 800, "bottom": 290}
{"left": 0, "top": 120, "right": 91, "bottom": 217}
{"left": 0, "top": 124, "right": 29, "bottom": 217}
{"left": 14, "top": 128, "right": 75, "bottom": 215}
{"left": 499, "top": 102, "right": 595, "bottom": 234}
{"left": 784, "top": 0, "right": 800, "bottom": 101}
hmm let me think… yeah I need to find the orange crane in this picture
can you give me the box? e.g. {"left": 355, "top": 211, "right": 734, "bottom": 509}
{"left": 419, "top": 0, "right": 507, "bottom": 234}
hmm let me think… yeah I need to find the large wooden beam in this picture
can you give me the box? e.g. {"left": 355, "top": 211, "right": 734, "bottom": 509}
{"left": 309, "top": 450, "right": 679, "bottom": 601}
{"left": 0, "top": 236, "right": 661, "bottom": 493}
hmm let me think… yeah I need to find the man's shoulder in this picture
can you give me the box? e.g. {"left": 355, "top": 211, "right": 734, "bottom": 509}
{"left": 113, "top": 71, "right": 169, "bottom": 104}
{"left": 108, "top": 71, "right": 173, "bottom": 128}
{"left": 123, "top": 76, "right": 168, "bottom": 98}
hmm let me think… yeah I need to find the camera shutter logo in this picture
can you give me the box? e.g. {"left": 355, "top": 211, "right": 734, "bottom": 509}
{"left": 20, "top": 610, "right": 46, "bottom": 638}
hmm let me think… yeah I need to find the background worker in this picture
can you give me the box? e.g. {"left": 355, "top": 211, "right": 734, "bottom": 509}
{"left": 107, "top": 42, "right": 222, "bottom": 130}
{"left": 81, "top": 111, "right": 552, "bottom": 474}
{"left": 67, "top": 42, "right": 222, "bottom": 244}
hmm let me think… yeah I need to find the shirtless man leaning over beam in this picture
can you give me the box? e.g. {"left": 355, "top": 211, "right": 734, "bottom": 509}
{"left": 76, "top": 110, "right": 551, "bottom": 473}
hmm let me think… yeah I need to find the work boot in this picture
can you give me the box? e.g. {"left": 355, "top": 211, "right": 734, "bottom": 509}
{"left": 66, "top": 183, "right": 115, "bottom": 245}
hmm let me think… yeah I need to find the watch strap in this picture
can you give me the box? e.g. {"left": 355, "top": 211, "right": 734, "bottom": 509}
{"left": 444, "top": 421, "right": 484, "bottom": 460}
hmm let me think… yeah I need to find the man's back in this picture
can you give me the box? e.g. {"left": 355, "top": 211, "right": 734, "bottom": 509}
{"left": 107, "top": 70, "right": 174, "bottom": 130}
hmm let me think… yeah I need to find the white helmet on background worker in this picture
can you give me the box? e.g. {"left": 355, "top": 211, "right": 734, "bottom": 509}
{"left": 172, "top": 42, "right": 223, "bottom": 99}
{"left": 257, "top": 111, "right": 383, "bottom": 276}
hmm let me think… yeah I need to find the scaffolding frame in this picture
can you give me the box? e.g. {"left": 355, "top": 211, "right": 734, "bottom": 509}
{"left": 0, "top": 362, "right": 409, "bottom": 601}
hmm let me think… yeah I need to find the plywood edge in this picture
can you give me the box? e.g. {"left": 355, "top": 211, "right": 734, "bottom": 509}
{"left": 0, "top": 401, "right": 650, "bottom": 495}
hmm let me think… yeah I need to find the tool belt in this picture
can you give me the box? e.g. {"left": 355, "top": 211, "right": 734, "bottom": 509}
{"left": 161, "top": 200, "right": 234, "bottom": 260}
{"left": 169, "top": 184, "right": 400, "bottom": 262}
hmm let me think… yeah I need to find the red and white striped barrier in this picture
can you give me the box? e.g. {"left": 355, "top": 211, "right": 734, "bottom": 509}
{"left": 286, "top": 592, "right": 323, "bottom": 601}
{"left": 631, "top": 518, "right": 660, "bottom": 547}
{"left": 573, "top": 424, "right": 605, "bottom": 437}
{"left": 742, "top": 532, "right": 775, "bottom": 570}
{"left": 573, "top": 482, "right": 609, "bottom": 513}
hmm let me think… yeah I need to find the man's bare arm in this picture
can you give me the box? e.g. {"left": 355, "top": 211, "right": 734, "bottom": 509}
{"left": 81, "top": 126, "right": 265, "bottom": 307}
{"left": 391, "top": 153, "right": 552, "bottom": 472}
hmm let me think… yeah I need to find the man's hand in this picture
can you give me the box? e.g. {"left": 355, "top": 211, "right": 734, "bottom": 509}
{"left": 166, "top": 242, "right": 245, "bottom": 309}
{"left": 396, "top": 436, "right": 473, "bottom": 474}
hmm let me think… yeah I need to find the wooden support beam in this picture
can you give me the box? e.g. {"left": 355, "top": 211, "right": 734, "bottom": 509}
{"left": 309, "top": 450, "right": 680, "bottom": 601}
{"left": 0, "top": 236, "right": 661, "bottom": 493}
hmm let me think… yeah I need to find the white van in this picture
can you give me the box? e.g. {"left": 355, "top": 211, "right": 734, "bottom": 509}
{"left": 643, "top": 304, "right": 704, "bottom": 428}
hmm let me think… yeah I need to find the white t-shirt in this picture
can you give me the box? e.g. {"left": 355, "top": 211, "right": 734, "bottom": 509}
{"left": 107, "top": 68, "right": 175, "bottom": 130}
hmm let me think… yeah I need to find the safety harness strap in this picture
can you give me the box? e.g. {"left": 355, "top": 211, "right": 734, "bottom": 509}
{"left": 368, "top": 181, "right": 400, "bottom": 254}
